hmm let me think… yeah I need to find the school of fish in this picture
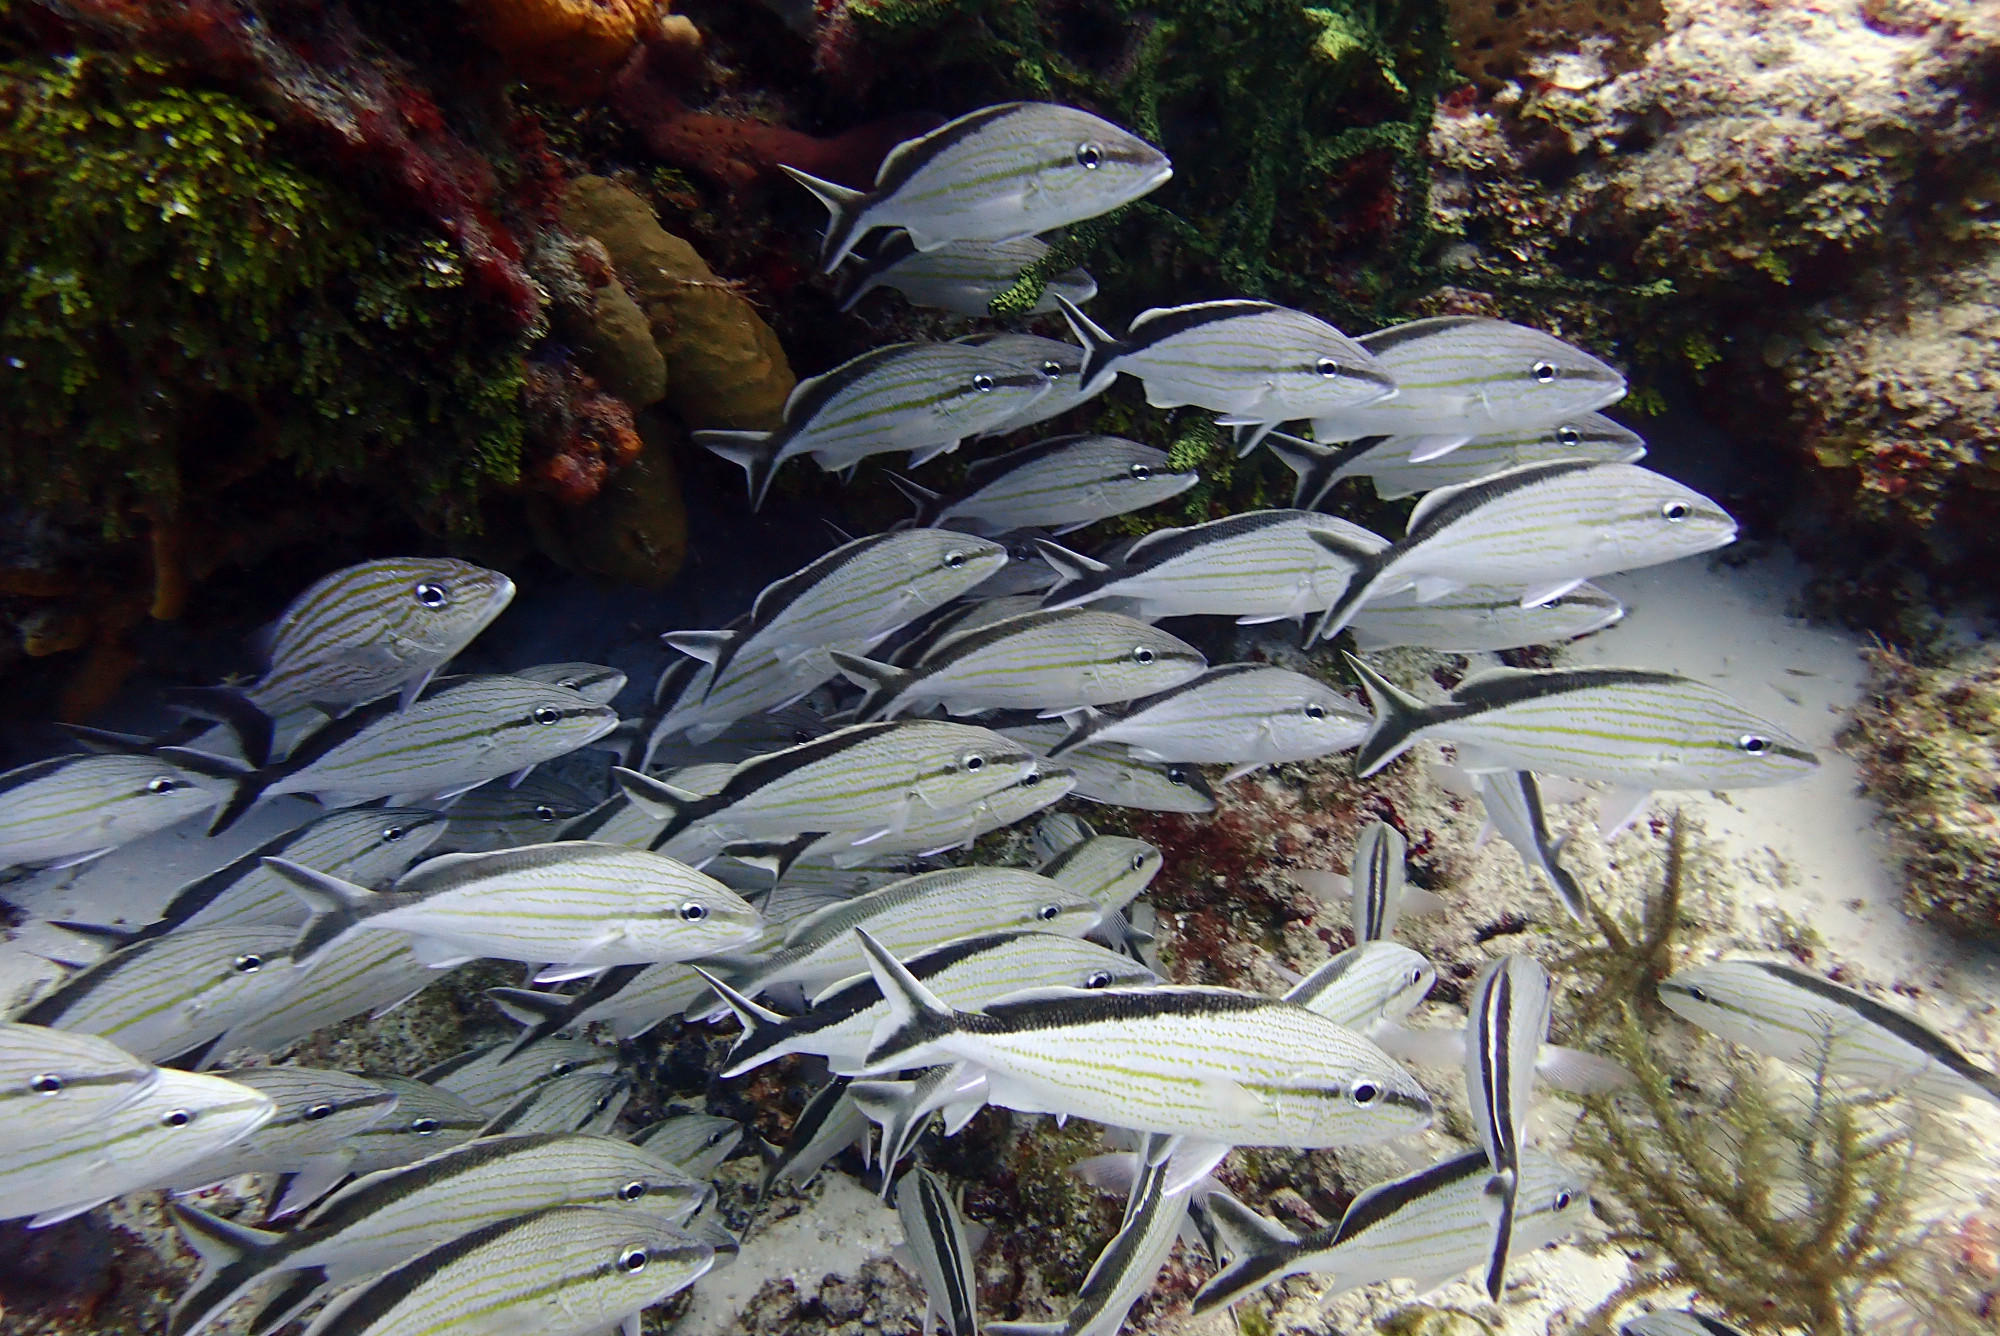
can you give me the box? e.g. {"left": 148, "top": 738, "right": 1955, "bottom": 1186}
{"left": 0, "top": 99, "right": 1988, "bottom": 1336}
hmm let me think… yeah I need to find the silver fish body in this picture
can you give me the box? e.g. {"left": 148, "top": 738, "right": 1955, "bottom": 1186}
{"left": 335, "top": 1076, "right": 488, "bottom": 1177}
{"left": 1039, "top": 832, "right": 1162, "bottom": 917}
{"left": 957, "top": 331, "right": 1101, "bottom": 437}
{"left": 1305, "top": 317, "right": 1626, "bottom": 445}
{"left": 0, "top": 752, "right": 224, "bottom": 870}
{"left": 1463, "top": 954, "right": 1554, "bottom": 1298}
{"left": 0, "top": 1022, "right": 161, "bottom": 1172}
{"left": 14, "top": 925, "right": 303, "bottom": 1064}
{"left": 809, "top": 764, "right": 1076, "bottom": 867}
{"left": 1346, "top": 658, "right": 1821, "bottom": 790}
{"left": 1350, "top": 582, "right": 1625, "bottom": 653}
{"left": 158, "top": 1066, "right": 398, "bottom": 1193}
{"left": 508, "top": 661, "right": 628, "bottom": 704}
{"left": 140, "top": 808, "right": 449, "bottom": 937}
{"left": 840, "top": 232, "right": 1097, "bottom": 316}
{"left": 789, "top": 102, "right": 1171, "bottom": 271}
{"left": 630, "top": 1113, "right": 744, "bottom": 1178}
{"left": 1060, "top": 297, "right": 1393, "bottom": 417}
{"left": 0, "top": 1065, "right": 275, "bottom": 1225}
{"left": 1052, "top": 664, "right": 1370, "bottom": 776}
{"left": 879, "top": 595, "right": 1046, "bottom": 668}
{"left": 479, "top": 1071, "right": 632, "bottom": 1138}
{"left": 719, "top": 930, "right": 1157, "bottom": 1076}
{"left": 432, "top": 774, "right": 597, "bottom": 854}
{"left": 294, "top": 1204, "right": 710, "bottom": 1336}
{"left": 213, "top": 931, "right": 448, "bottom": 1057}
{"left": 969, "top": 532, "right": 1063, "bottom": 596}
{"left": 1309, "top": 462, "right": 1736, "bottom": 643}
{"left": 421, "top": 1037, "right": 619, "bottom": 1114}
{"left": 1191, "top": 1147, "right": 1592, "bottom": 1312}
{"left": 1472, "top": 771, "right": 1589, "bottom": 922}
{"left": 649, "top": 641, "right": 859, "bottom": 753}
{"left": 894, "top": 1165, "right": 983, "bottom": 1336}
{"left": 245, "top": 557, "right": 515, "bottom": 717}
{"left": 858, "top": 935, "right": 1432, "bottom": 1147}
{"left": 835, "top": 608, "right": 1206, "bottom": 720}
{"left": 1282, "top": 942, "right": 1436, "bottom": 1032}
{"left": 1658, "top": 959, "right": 2000, "bottom": 1107}
{"left": 901, "top": 435, "right": 1196, "bottom": 536}
{"left": 1270, "top": 412, "right": 1646, "bottom": 506}
{"left": 993, "top": 717, "right": 1216, "bottom": 812}
{"left": 696, "top": 343, "right": 1055, "bottom": 509}
{"left": 1038, "top": 509, "right": 1388, "bottom": 623}
{"left": 1621, "top": 1311, "right": 1752, "bottom": 1336}
{"left": 488, "top": 964, "right": 711, "bottom": 1051}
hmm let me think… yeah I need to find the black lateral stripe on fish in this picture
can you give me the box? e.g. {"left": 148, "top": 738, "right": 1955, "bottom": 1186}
{"left": 1741, "top": 960, "right": 2000, "bottom": 1096}
{"left": 1470, "top": 962, "right": 1520, "bottom": 1300}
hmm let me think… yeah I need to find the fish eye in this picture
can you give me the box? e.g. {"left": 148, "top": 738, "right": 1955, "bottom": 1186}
{"left": 619, "top": 1180, "right": 648, "bottom": 1201}
{"left": 1036, "top": 903, "right": 1062, "bottom": 921}
{"left": 1166, "top": 766, "right": 1189, "bottom": 785}
{"left": 146, "top": 776, "right": 185, "bottom": 795}
{"left": 554, "top": 1060, "right": 584, "bottom": 1077}
{"left": 30, "top": 1074, "right": 62, "bottom": 1095}
{"left": 533, "top": 804, "right": 557, "bottom": 821}
{"left": 1085, "top": 971, "right": 1114, "bottom": 987}
{"left": 381, "top": 825, "right": 406, "bottom": 842}
{"left": 961, "top": 752, "right": 985, "bottom": 772}
{"left": 679, "top": 901, "right": 710, "bottom": 922}
{"left": 162, "top": 1109, "right": 192, "bottom": 1128}
{"left": 1075, "top": 142, "right": 1102, "bottom": 169}
{"left": 414, "top": 582, "right": 450, "bottom": 608}
{"left": 1131, "top": 646, "right": 1156, "bottom": 665}
{"left": 1531, "top": 360, "right": 1559, "bottom": 384}
{"left": 1351, "top": 1082, "right": 1380, "bottom": 1106}
{"left": 971, "top": 373, "right": 996, "bottom": 393}
{"left": 303, "top": 1102, "right": 336, "bottom": 1121}
{"left": 1129, "top": 463, "right": 1152, "bottom": 480}
{"left": 1305, "top": 704, "right": 1327, "bottom": 719}
{"left": 1410, "top": 967, "right": 1426, "bottom": 984}
{"left": 233, "top": 954, "right": 264, "bottom": 973}
{"left": 1661, "top": 500, "right": 1691, "bottom": 522}
{"left": 1130, "top": 853, "right": 1147, "bottom": 870}
{"left": 1553, "top": 1189, "right": 1574, "bottom": 1210}
{"left": 1019, "top": 769, "right": 1042, "bottom": 786}
{"left": 411, "top": 1117, "right": 441, "bottom": 1134}
{"left": 943, "top": 549, "right": 968, "bottom": 569}
{"left": 1315, "top": 356, "right": 1341, "bottom": 378}
{"left": 1556, "top": 424, "right": 1582, "bottom": 446}
{"left": 1687, "top": 986, "right": 1710, "bottom": 1003}
{"left": 1737, "top": 734, "right": 1771, "bottom": 755}
{"left": 706, "top": 1127, "right": 733, "bottom": 1147}
{"left": 556, "top": 678, "right": 581, "bottom": 691}
{"left": 619, "top": 1247, "right": 650, "bottom": 1273}
{"left": 532, "top": 705, "right": 563, "bottom": 725}
{"left": 1040, "top": 359, "right": 1064, "bottom": 379}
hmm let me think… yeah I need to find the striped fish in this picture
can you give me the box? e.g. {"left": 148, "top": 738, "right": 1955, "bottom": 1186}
{"left": 0, "top": 1020, "right": 159, "bottom": 1121}
{"left": 647, "top": 640, "right": 858, "bottom": 756}
{"left": 785, "top": 102, "right": 1170, "bottom": 271}
{"left": 1473, "top": 771, "right": 1589, "bottom": 922}
{"left": 839, "top": 232, "right": 1097, "bottom": 315}
{"left": 1622, "top": 1311, "right": 1752, "bottom": 1336}
{"left": 135, "top": 808, "right": 448, "bottom": 938}
{"left": 212, "top": 931, "right": 453, "bottom": 1058}
{"left": 878, "top": 596, "right": 1046, "bottom": 668}
{"left": 889, "top": 435, "right": 1196, "bottom": 537}
{"left": 957, "top": 331, "right": 1100, "bottom": 438}
{"left": 1307, "top": 462, "right": 1736, "bottom": 644}
{"left": 992, "top": 717, "right": 1217, "bottom": 813}
{"left": 987, "top": 1139, "right": 1186, "bottom": 1336}
{"left": 244, "top": 557, "right": 515, "bottom": 718}
{"left": 1350, "top": 582, "right": 1625, "bottom": 653}
{"left": 183, "top": 675, "right": 619, "bottom": 834}
{"left": 479, "top": 1071, "right": 631, "bottom": 1137}
{"left": 168, "top": 1132, "right": 710, "bottom": 1336}
{"left": 850, "top": 1061, "right": 991, "bottom": 1184}
{"left": 808, "top": 764, "right": 1076, "bottom": 868}
{"left": 664, "top": 529, "right": 1009, "bottom": 700}
{"left": 763, "top": 1076, "right": 871, "bottom": 1195}
{"left": 1058, "top": 297, "right": 1393, "bottom": 419}
{"left": 834, "top": 609, "right": 1206, "bottom": 720}
{"left": 701, "top": 867, "right": 1106, "bottom": 1007}
{"left": 1190, "top": 1147, "right": 1592, "bottom": 1312}
{"left": 1291, "top": 821, "right": 1444, "bottom": 944}
{"left": 289, "top": 1203, "right": 710, "bottom": 1336}
{"left": 1658, "top": 958, "right": 2000, "bottom": 1108}
{"left": 488, "top": 964, "right": 710, "bottom": 1054}
{"left": 0, "top": 1065, "right": 275, "bottom": 1226}
{"left": 893, "top": 1166, "right": 984, "bottom": 1336}
{"left": 970, "top": 532, "right": 1062, "bottom": 596}
{"left": 156, "top": 1066, "right": 398, "bottom": 1197}
{"left": 1050, "top": 664, "right": 1371, "bottom": 781}
{"left": 14, "top": 925, "right": 303, "bottom": 1065}
{"left": 1344, "top": 657, "right": 1820, "bottom": 791}
{"left": 1267, "top": 413, "right": 1646, "bottom": 507}
{"left": 1300, "top": 317, "right": 1626, "bottom": 449}
{"left": 332, "top": 1077, "right": 488, "bottom": 1179}
{"left": 1039, "top": 829, "right": 1162, "bottom": 918}
{"left": 1464, "top": 954, "right": 1553, "bottom": 1299}
{"left": 265, "top": 842, "right": 763, "bottom": 970}
{"left": 854, "top": 929, "right": 1432, "bottom": 1146}
{"left": 716, "top": 930, "right": 1157, "bottom": 1076}
{"left": 430, "top": 774, "right": 596, "bottom": 855}
{"left": 422, "top": 1038, "right": 619, "bottom": 1114}
{"left": 1281, "top": 942, "right": 1436, "bottom": 1032}
{"left": 1037, "top": 510, "right": 1388, "bottom": 623}
{"left": 613, "top": 721, "right": 1045, "bottom": 867}
{"left": 695, "top": 343, "right": 1055, "bottom": 509}
{"left": 0, "top": 752, "right": 223, "bottom": 870}
{"left": 508, "top": 661, "right": 627, "bottom": 704}
{"left": 630, "top": 1113, "right": 744, "bottom": 1178}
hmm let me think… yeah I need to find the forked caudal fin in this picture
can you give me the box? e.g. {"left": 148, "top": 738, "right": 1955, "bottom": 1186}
{"left": 778, "top": 164, "right": 872, "bottom": 272}
{"left": 166, "top": 1203, "right": 290, "bottom": 1336}
{"left": 1031, "top": 539, "right": 1110, "bottom": 598}
{"left": 1303, "top": 531, "right": 1392, "bottom": 646}
{"left": 1187, "top": 1191, "right": 1302, "bottom": 1314}
{"left": 829, "top": 651, "right": 914, "bottom": 722}
{"left": 1342, "top": 653, "right": 1439, "bottom": 779}
{"left": 693, "top": 429, "right": 784, "bottom": 512}
{"left": 854, "top": 927, "right": 958, "bottom": 1070}
{"left": 1053, "top": 294, "right": 1130, "bottom": 398}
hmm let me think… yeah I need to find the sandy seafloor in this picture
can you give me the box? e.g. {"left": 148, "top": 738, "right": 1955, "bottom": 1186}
{"left": 3, "top": 544, "right": 1996, "bottom": 1336}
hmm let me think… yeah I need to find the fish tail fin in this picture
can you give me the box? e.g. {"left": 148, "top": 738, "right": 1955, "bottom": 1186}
{"left": 691, "top": 967, "right": 796, "bottom": 1078}
{"left": 1188, "top": 1192, "right": 1302, "bottom": 1314}
{"left": 1342, "top": 654, "right": 1433, "bottom": 779}
{"left": 611, "top": 766, "right": 702, "bottom": 823}
{"left": 166, "top": 1204, "right": 287, "bottom": 1336}
{"left": 829, "top": 651, "right": 912, "bottom": 722}
{"left": 261, "top": 857, "right": 381, "bottom": 961}
{"left": 777, "top": 164, "right": 870, "bottom": 272}
{"left": 880, "top": 470, "right": 941, "bottom": 521}
{"left": 854, "top": 927, "right": 957, "bottom": 1069}
{"left": 1483, "top": 1168, "right": 1519, "bottom": 1300}
{"left": 1545, "top": 833, "right": 1592, "bottom": 924}
{"left": 985, "top": 1323, "right": 1066, "bottom": 1336}
{"left": 1044, "top": 706, "right": 1104, "bottom": 759}
{"left": 161, "top": 686, "right": 277, "bottom": 769}
{"left": 242, "top": 1267, "right": 331, "bottom": 1336}
{"left": 1229, "top": 420, "right": 1278, "bottom": 458}
{"left": 847, "top": 1077, "right": 932, "bottom": 1192}
{"left": 1053, "top": 294, "right": 1126, "bottom": 395}
{"left": 1031, "top": 538, "right": 1110, "bottom": 600}
{"left": 486, "top": 985, "right": 591, "bottom": 1059}
{"left": 694, "top": 430, "right": 783, "bottom": 511}
{"left": 1304, "top": 537, "right": 1388, "bottom": 645}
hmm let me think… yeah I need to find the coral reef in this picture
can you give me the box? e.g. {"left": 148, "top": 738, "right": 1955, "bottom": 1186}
{"left": 529, "top": 408, "right": 691, "bottom": 585}
{"left": 1843, "top": 643, "right": 2000, "bottom": 938}
{"left": 470, "top": 0, "right": 660, "bottom": 101}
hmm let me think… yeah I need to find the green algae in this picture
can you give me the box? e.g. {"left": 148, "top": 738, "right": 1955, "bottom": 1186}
{"left": 0, "top": 49, "right": 529, "bottom": 534}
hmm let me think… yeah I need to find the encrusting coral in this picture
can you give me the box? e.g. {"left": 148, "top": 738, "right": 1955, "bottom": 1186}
{"left": 469, "top": 0, "right": 661, "bottom": 100}
{"left": 1843, "top": 643, "right": 2000, "bottom": 938}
